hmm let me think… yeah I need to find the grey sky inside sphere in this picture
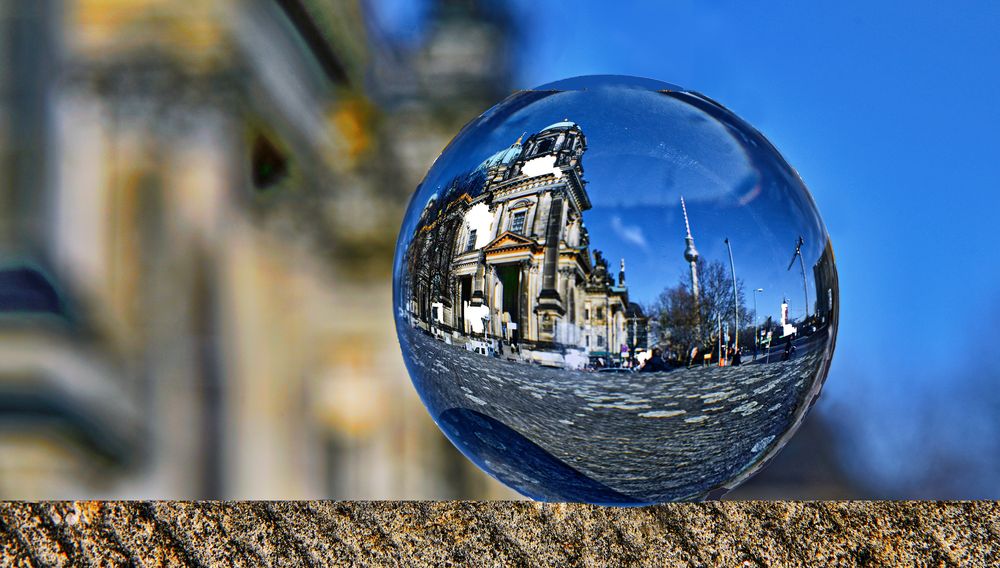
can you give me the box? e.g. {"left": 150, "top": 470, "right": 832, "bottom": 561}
{"left": 394, "top": 75, "right": 837, "bottom": 504}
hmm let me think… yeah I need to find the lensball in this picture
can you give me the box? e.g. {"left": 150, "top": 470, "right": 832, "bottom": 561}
{"left": 393, "top": 75, "right": 838, "bottom": 504}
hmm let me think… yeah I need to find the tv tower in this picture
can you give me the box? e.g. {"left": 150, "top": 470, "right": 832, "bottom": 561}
{"left": 681, "top": 196, "right": 700, "bottom": 306}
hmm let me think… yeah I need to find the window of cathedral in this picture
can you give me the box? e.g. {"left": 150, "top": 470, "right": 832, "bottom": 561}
{"left": 509, "top": 211, "right": 526, "bottom": 234}
{"left": 465, "top": 229, "right": 477, "bottom": 252}
{"left": 536, "top": 137, "right": 555, "bottom": 155}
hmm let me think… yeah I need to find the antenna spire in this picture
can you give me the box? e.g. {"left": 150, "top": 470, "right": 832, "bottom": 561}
{"left": 681, "top": 196, "right": 693, "bottom": 239}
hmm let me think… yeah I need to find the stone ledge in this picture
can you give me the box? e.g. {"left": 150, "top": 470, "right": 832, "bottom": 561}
{"left": 0, "top": 501, "right": 997, "bottom": 566}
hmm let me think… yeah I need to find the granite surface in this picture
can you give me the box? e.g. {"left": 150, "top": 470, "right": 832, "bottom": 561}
{"left": 0, "top": 501, "right": 997, "bottom": 566}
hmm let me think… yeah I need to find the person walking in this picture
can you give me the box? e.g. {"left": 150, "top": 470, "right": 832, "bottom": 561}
{"left": 781, "top": 337, "right": 796, "bottom": 361}
{"left": 688, "top": 345, "right": 699, "bottom": 369}
{"left": 640, "top": 348, "right": 669, "bottom": 373}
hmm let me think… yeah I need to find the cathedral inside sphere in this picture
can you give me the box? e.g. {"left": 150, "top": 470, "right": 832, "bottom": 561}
{"left": 393, "top": 75, "right": 838, "bottom": 504}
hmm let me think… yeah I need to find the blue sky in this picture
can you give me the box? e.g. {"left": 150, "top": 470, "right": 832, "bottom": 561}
{"left": 376, "top": 1, "right": 1000, "bottom": 497}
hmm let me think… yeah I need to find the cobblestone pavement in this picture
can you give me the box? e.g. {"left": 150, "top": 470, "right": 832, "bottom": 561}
{"left": 401, "top": 327, "right": 828, "bottom": 503}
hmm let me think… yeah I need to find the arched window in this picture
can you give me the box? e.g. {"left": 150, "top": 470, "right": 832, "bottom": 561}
{"left": 535, "top": 137, "right": 555, "bottom": 155}
{"left": 509, "top": 211, "right": 526, "bottom": 234}
{"left": 508, "top": 200, "right": 531, "bottom": 234}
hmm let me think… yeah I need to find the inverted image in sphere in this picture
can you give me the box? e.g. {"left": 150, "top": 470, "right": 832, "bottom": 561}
{"left": 393, "top": 75, "right": 838, "bottom": 504}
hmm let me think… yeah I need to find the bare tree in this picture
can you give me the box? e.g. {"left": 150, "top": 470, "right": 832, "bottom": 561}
{"left": 649, "top": 258, "right": 752, "bottom": 360}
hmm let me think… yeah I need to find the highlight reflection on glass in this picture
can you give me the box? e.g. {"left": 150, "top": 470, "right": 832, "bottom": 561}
{"left": 393, "top": 75, "right": 838, "bottom": 504}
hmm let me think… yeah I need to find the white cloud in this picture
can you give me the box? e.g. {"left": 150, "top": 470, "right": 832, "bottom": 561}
{"left": 610, "top": 216, "right": 648, "bottom": 250}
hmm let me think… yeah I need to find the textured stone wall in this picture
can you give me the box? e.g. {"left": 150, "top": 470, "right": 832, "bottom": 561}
{"left": 0, "top": 501, "right": 997, "bottom": 566}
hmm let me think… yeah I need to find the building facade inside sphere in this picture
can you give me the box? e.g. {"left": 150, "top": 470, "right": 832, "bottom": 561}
{"left": 403, "top": 121, "right": 649, "bottom": 368}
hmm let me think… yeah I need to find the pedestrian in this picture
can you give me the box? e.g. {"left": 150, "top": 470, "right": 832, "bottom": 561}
{"left": 731, "top": 347, "right": 742, "bottom": 366}
{"left": 640, "top": 348, "right": 668, "bottom": 373}
{"left": 781, "top": 337, "right": 796, "bottom": 361}
{"left": 688, "top": 345, "right": 699, "bottom": 368}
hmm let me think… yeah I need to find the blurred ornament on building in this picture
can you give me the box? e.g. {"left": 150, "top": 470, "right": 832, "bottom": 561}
{"left": 0, "top": 0, "right": 519, "bottom": 500}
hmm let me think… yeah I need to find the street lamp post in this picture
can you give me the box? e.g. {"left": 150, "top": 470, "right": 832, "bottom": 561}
{"left": 724, "top": 238, "right": 739, "bottom": 353}
{"left": 717, "top": 312, "right": 722, "bottom": 367}
{"left": 631, "top": 317, "right": 637, "bottom": 368}
{"left": 753, "top": 287, "right": 763, "bottom": 360}
{"left": 788, "top": 236, "right": 810, "bottom": 324}
{"left": 606, "top": 296, "right": 611, "bottom": 366}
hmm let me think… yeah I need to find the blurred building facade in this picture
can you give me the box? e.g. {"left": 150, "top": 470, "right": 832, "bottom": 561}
{"left": 0, "top": 0, "right": 519, "bottom": 499}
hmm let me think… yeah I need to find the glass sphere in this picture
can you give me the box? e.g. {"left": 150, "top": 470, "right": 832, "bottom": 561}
{"left": 393, "top": 75, "right": 838, "bottom": 504}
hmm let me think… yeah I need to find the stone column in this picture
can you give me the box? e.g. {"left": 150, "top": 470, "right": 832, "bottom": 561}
{"left": 535, "top": 195, "right": 565, "bottom": 316}
{"left": 470, "top": 251, "right": 486, "bottom": 306}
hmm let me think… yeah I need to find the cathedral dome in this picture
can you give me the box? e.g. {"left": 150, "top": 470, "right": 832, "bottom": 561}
{"left": 480, "top": 141, "right": 523, "bottom": 170}
{"left": 540, "top": 120, "right": 577, "bottom": 132}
